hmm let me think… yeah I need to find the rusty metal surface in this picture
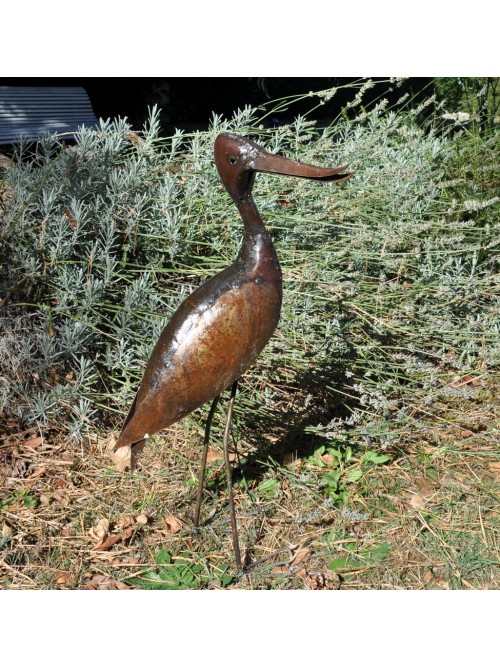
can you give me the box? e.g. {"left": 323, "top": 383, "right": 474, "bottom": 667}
{"left": 115, "top": 133, "right": 351, "bottom": 449}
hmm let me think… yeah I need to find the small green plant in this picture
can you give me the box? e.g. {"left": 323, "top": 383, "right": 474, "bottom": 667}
{"left": 329, "top": 541, "right": 392, "bottom": 571}
{"left": 22, "top": 493, "right": 39, "bottom": 508}
{"left": 127, "top": 549, "right": 233, "bottom": 590}
{"left": 1, "top": 488, "right": 39, "bottom": 510}
{"left": 305, "top": 445, "right": 391, "bottom": 505}
{"left": 362, "top": 451, "right": 391, "bottom": 466}
{"left": 256, "top": 478, "right": 281, "bottom": 498}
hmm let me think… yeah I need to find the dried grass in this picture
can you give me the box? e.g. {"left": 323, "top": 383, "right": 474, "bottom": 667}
{"left": 1, "top": 378, "right": 498, "bottom": 589}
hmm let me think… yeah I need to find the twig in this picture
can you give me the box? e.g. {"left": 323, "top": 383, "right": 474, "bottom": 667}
{"left": 0, "top": 559, "right": 37, "bottom": 585}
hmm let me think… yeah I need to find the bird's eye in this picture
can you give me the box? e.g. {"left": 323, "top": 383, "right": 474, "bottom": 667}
{"left": 229, "top": 156, "right": 237, "bottom": 165}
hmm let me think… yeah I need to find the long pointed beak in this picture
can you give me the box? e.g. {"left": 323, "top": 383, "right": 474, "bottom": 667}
{"left": 253, "top": 149, "right": 352, "bottom": 182}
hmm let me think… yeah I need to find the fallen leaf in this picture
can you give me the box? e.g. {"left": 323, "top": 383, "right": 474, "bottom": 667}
{"left": 416, "top": 477, "right": 438, "bottom": 497}
{"left": 25, "top": 436, "right": 43, "bottom": 449}
{"left": 451, "top": 374, "right": 484, "bottom": 387}
{"left": 89, "top": 518, "right": 110, "bottom": 541}
{"left": 112, "top": 557, "right": 140, "bottom": 566}
{"left": 89, "top": 514, "right": 142, "bottom": 551}
{"left": 122, "top": 527, "right": 136, "bottom": 541}
{"left": 205, "top": 449, "right": 236, "bottom": 464}
{"left": 27, "top": 467, "right": 46, "bottom": 480}
{"left": 126, "top": 131, "right": 143, "bottom": 146}
{"left": 163, "top": 515, "right": 182, "bottom": 534}
{"left": 305, "top": 573, "right": 329, "bottom": 590}
{"left": 55, "top": 571, "right": 73, "bottom": 586}
{"left": 460, "top": 429, "right": 474, "bottom": 439}
{"left": 48, "top": 367, "right": 61, "bottom": 382}
{"left": 1, "top": 523, "right": 13, "bottom": 538}
{"left": 423, "top": 570, "right": 434, "bottom": 584}
{"left": 84, "top": 574, "right": 107, "bottom": 587}
{"left": 452, "top": 374, "right": 473, "bottom": 385}
{"left": 107, "top": 433, "right": 146, "bottom": 472}
{"left": 92, "top": 534, "right": 123, "bottom": 551}
{"left": 488, "top": 462, "right": 500, "bottom": 478}
{"left": 104, "top": 433, "right": 117, "bottom": 451}
{"left": 83, "top": 574, "right": 131, "bottom": 590}
{"left": 410, "top": 494, "right": 425, "bottom": 509}
{"left": 111, "top": 444, "right": 132, "bottom": 472}
{"left": 290, "top": 547, "right": 311, "bottom": 567}
{"left": 10, "top": 459, "right": 28, "bottom": 478}
{"left": 117, "top": 516, "right": 136, "bottom": 530}
{"left": 423, "top": 569, "right": 450, "bottom": 589}
{"left": 206, "top": 449, "right": 224, "bottom": 464}
{"left": 52, "top": 491, "right": 71, "bottom": 507}
{"left": 282, "top": 453, "right": 302, "bottom": 469}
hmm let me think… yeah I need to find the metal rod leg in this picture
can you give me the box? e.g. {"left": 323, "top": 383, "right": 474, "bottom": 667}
{"left": 223, "top": 380, "right": 242, "bottom": 570}
{"left": 194, "top": 394, "right": 220, "bottom": 528}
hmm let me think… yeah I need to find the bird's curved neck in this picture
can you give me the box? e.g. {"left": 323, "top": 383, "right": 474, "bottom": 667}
{"left": 236, "top": 198, "right": 268, "bottom": 236}
{"left": 235, "top": 198, "right": 280, "bottom": 286}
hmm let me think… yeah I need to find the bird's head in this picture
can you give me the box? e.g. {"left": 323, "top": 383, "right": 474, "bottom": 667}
{"left": 214, "top": 132, "right": 352, "bottom": 204}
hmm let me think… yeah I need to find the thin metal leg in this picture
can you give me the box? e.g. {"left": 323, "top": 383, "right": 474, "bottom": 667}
{"left": 194, "top": 394, "right": 220, "bottom": 528}
{"left": 223, "top": 380, "right": 242, "bottom": 570}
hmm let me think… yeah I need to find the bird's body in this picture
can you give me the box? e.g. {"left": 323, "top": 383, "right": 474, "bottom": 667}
{"left": 114, "top": 132, "right": 351, "bottom": 568}
{"left": 117, "top": 220, "right": 281, "bottom": 448}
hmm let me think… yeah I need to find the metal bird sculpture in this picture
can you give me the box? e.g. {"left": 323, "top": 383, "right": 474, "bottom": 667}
{"left": 114, "top": 132, "right": 351, "bottom": 568}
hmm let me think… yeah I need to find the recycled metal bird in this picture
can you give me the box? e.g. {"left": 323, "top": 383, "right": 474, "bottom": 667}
{"left": 114, "top": 132, "right": 352, "bottom": 569}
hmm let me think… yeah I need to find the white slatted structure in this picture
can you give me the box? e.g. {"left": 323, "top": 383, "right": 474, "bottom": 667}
{"left": 0, "top": 86, "right": 98, "bottom": 143}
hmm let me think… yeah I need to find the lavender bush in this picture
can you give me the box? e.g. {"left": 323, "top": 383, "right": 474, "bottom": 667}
{"left": 1, "top": 84, "right": 498, "bottom": 451}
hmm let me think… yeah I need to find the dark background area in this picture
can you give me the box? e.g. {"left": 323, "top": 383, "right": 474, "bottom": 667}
{"left": 0, "top": 78, "right": 434, "bottom": 132}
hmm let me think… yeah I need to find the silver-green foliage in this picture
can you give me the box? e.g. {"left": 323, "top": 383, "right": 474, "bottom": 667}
{"left": 1, "top": 96, "right": 498, "bottom": 447}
